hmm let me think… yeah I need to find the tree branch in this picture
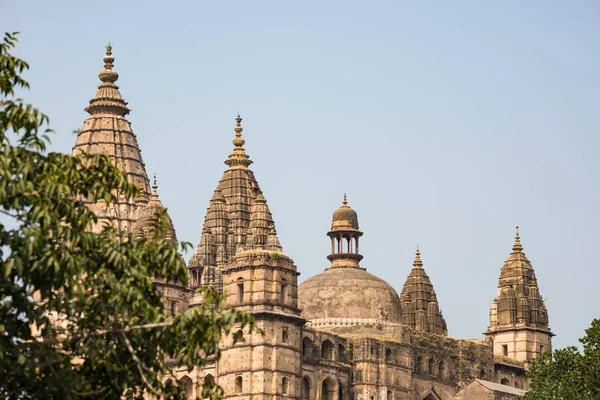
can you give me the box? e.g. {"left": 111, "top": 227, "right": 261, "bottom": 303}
{"left": 119, "top": 331, "right": 161, "bottom": 398}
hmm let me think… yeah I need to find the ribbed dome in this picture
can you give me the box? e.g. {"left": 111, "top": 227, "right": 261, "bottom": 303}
{"left": 298, "top": 267, "right": 402, "bottom": 326}
{"left": 331, "top": 194, "right": 359, "bottom": 230}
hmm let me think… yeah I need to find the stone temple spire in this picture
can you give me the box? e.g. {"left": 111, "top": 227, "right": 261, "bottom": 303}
{"left": 72, "top": 44, "right": 151, "bottom": 233}
{"left": 326, "top": 194, "right": 364, "bottom": 269}
{"left": 486, "top": 227, "right": 553, "bottom": 362}
{"left": 188, "top": 114, "right": 282, "bottom": 289}
{"left": 400, "top": 247, "right": 448, "bottom": 335}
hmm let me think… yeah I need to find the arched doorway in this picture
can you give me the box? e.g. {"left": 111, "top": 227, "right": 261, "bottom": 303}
{"left": 178, "top": 376, "right": 193, "bottom": 399}
{"left": 322, "top": 340, "right": 334, "bottom": 360}
{"left": 301, "top": 376, "right": 310, "bottom": 400}
{"left": 321, "top": 378, "right": 334, "bottom": 400}
{"left": 303, "top": 337, "right": 313, "bottom": 357}
{"left": 421, "top": 389, "right": 442, "bottom": 400}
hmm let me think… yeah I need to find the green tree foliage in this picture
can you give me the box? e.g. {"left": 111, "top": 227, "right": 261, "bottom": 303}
{"left": 524, "top": 319, "right": 600, "bottom": 400}
{"left": 0, "top": 32, "right": 254, "bottom": 399}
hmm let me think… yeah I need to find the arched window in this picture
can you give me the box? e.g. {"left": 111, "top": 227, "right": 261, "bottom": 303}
{"left": 282, "top": 327, "right": 289, "bottom": 343}
{"left": 282, "top": 377, "right": 289, "bottom": 394}
{"left": 301, "top": 377, "right": 310, "bottom": 400}
{"left": 338, "top": 344, "right": 346, "bottom": 362}
{"left": 235, "top": 376, "right": 243, "bottom": 393}
{"left": 178, "top": 376, "right": 193, "bottom": 398}
{"left": 355, "top": 369, "right": 362, "bottom": 382}
{"left": 428, "top": 358, "right": 435, "bottom": 374}
{"left": 303, "top": 337, "right": 313, "bottom": 356}
{"left": 237, "top": 278, "right": 244, "bottom": 304}
{"left": 385, "top": 348, "right": 392, "bottom": 363}
{"left": 386, "top": 389, "right": 393, "bottom": 400}
{"left": 234, "top": 329, "right": 243, "bottom": 344}
{"left": 203, "top": 374, "right": 214, "bottom": 395}
{"left": 479, "top": 368, "right": 487, "bottom": 380}
{"left": 438, "top": 360, "right": 445, "bottom": 378}
{"left": 281, "top": 279, "right": 288, "bottom": 304}
{"left": 416, "top": 355, "right": 424, "bottom": 373}
{"left": 501, "top": 377, "right": 510, "bottom": 386}
{"left": 164, "top": 378, "right": 173, "bottom": 387}
{"left": 370, "top": 345, "right": 378, "bottom": 356}
{"left": 321, "top": 340, "right": 334, "bottom": 360}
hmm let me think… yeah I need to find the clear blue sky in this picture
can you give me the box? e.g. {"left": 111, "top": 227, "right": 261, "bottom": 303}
{"left": 4, "top": 1, "right": 599, "bottom": 350}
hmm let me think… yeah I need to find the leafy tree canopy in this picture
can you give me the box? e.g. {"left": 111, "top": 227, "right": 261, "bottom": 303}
{"left": 524, "top": 318, "right": 600, "bottom": 400}
{"left": 0, "top": 32, "right": 253, "bottom": 399}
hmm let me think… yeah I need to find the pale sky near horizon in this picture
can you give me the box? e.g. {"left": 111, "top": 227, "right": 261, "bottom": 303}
{"left": 3, "top": 1, "right": 599, "bottom": 350}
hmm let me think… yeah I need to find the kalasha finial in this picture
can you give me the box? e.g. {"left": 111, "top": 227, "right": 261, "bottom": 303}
{"left": 151, "top": 173, "right": 159, "bottom": 199}
{"left": 234, "top": 113, "right": 244, "bottom": 144}
{"left": 413, "top": 246, "right": 423, "bottom": 268}
{"left": 342, "top": 193, "right": 348, "bottom": 207}
{"left": 512, "top": 225, "right": 523, "bottom": 252}
{"left": 225, "top": 113, "right": 252, "bottom": 168}
{"left": 99, "top": 42, "right": 119, "bottom": 83}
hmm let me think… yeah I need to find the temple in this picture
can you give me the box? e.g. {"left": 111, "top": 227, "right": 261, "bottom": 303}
{"left": 70, "top": 46, "right": 555, "bottom": 400}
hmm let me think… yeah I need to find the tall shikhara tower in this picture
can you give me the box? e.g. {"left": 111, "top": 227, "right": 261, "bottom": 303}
{"left": 188, "top": 114, "right": 278, "bottom": 290}
{"left": 486, "top": 227, "right": 553, "bottom": 362}
{"left": 189, "top": 116, "right": 304, "bottom": 398}
{"left": 72, "top": 46, "right": 189, "bottom": 312}
{"left": 72, "top": 45, "right": 151, "bottom": 233}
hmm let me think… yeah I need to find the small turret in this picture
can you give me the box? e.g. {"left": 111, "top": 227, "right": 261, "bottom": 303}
{"left": 133, "top": 174, "right": 178, "bottom": 246}
{"left": 402, "top": 293, "right": 416, "bottom": 329}
{"left": 326, "top": 194, "right": 363, "bottom": 269}
{"left": 248, "top": 193, "right": 274, "bottom": 248}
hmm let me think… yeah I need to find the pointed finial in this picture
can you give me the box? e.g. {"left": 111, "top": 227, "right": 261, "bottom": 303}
{"left": 99, "top": 42, "right": 119, "bottom": 83}
{"left": 342, "top": 193, "right": 348, "bottom": 206}
{"left": 512, "top": 225, "right": 523, "bottom": 252}
{"left": 150, "top": 173, "right": 159, "bottom": 199}
{"left": 225, "top": 113, "right": 253, "bottom": 168}
{"left": 413, "top": 246, "right": 423, "bottom": 268}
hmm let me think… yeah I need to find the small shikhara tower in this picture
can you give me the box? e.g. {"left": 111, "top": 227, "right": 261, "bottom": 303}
{"left": 486, "top": 227, "right": 553, "bottom": 362}
{"left": 400, "top": 247, "right": 448, "bottom": 335}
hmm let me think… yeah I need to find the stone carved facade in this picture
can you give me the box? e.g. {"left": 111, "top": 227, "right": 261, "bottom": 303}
{"left": 71, "top": 48, "right": 555, "bottom": 399}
